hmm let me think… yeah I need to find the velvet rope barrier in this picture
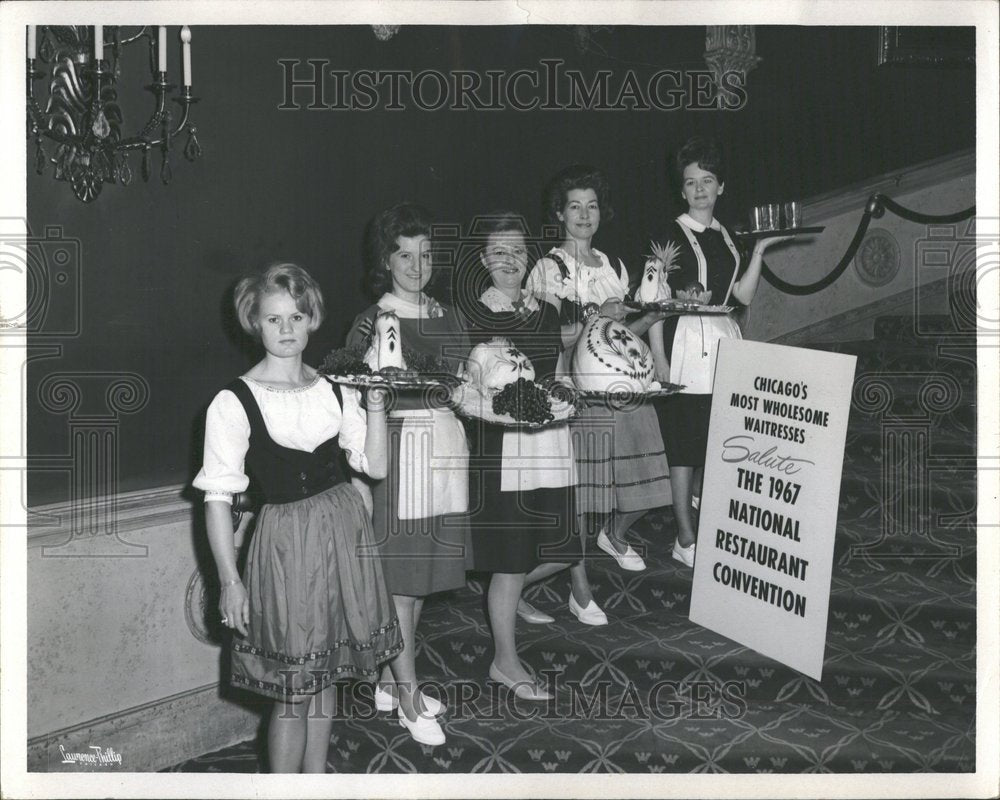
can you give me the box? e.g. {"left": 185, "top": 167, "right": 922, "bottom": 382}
{"left": 759, "top": 192, "right": 976, "bottom": 296}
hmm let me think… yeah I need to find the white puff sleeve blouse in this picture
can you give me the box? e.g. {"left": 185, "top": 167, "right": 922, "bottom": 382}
{"left": 193, "top": 376, "right": 370, "bottom": 504}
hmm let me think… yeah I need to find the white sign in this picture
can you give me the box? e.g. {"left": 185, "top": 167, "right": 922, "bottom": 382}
{"left": 689, "top": 339, "right": 857, "bottom": 680}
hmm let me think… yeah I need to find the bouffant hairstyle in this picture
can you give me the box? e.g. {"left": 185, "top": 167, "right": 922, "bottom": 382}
{"left": 365, "top": 202, "right": 435, "bottom": 296}
{"left": 542, "top": 164, "right": 615, "bottom": 227}
{"left": 478, "top": 211, "right": 530, "bottom": 240}
{"left": 673, "top": 137, "right": 726, "bottom": 186}
{"left": 454, "top": 210, "right": 534, "bottom": 321}
{"left": 233, "top": 262, "right": 325, "bottom": 338}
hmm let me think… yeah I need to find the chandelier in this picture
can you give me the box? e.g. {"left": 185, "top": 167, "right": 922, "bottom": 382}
{"left": 26, "top": 25, "right": 202, "bottom": 203}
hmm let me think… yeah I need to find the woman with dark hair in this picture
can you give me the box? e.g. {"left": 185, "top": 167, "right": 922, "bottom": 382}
{"left": 194, "top": 263, "right": 401, "bottom": 772}
{"left": 525, "top": 165, "right": 670, "bottom": 615}
{"left": 647, "top": 137, "right": 791, "bottom": 567}
{"left": 458, "top": 211, "right": 599, "bottom": 697}
{"left": 346, "top": 202, "right": 470, "bottom": 746}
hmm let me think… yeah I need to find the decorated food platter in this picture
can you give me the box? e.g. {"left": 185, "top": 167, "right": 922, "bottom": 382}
{"left": 552, "top": 379, "right": 687, "bottom": 402}
{"left": 323, "top": 372, "right": 458, "bottom": 389}
{"left": 733, "top": 225, "right": 825, "bottom": 240}
{"left": 320, "top": 343, "right": 459, "bottom": 389}
{"left": 625, "top": 299, "right": 734, "bottom": 315}
{"left": 450, "top": 380, "right": 577, "bottom": 428}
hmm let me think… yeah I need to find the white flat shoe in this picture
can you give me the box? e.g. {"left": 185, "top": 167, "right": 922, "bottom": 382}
{"left": 488, "top": 662, "right": 553, "bottom": 701}
{"left": 569, "top": 593, "right": 608, "bottom": 626}
{"left": 672, "top": 540, "right": 696, "bottom": 568}
{"left": 596, "top": 530, "right": 646, "bottom": 571}
{"left": 398, "top": 706, "right": 445, "bottom": 746}
{"left": 516, "top": 599, "right": 555, "bottom": 625}
{"left": 375, "top": 685, "right": 444, "bottom": 716}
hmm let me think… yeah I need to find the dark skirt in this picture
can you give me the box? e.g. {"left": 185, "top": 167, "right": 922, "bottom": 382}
{"left": 231, "top": 483, "right": 402, "bottom": 700}
{"left": 370, "top": 417, "right": 469, "bottom": 596}
{"left": 467, "top": 423, "right": 582, "bottom": 573}
{"left": 656, "top": 393, "right": 713, "bottom": 467}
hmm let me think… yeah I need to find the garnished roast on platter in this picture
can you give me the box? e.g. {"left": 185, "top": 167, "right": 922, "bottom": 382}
{"left": 320, "top": 310, "right": 455, "bottom": 387}
{"left": 452, "top": 337, "right": 573, "bottom": 427}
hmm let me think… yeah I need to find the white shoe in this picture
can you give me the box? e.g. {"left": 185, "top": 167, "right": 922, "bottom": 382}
{"left": 672, "top": 540, "right": 696, "bottom": 568}
{"left": 398, "top": 706, "right": 445, "bottom": 746}
{"left": 569, "top": 593, "right": 608, "bottom": 626}
{"left": 596, "top": 530, "right": 646, "bottom": 571}
{"left": 375, "top": 685, "right": 444, "bottom": 716}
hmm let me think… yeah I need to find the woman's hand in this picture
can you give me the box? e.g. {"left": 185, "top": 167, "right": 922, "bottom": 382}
{"left": 599, "top": 297, "right": 626, "bottom": 322}
{"left": 220, "top": 580, "right": 249, "bottom": 637}
{"left": 753, "top": 234, "right": 796, "bottom": 257}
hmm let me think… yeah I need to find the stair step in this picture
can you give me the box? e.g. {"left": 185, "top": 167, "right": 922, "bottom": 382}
{"left": 873, "top": 315, "right": 977, "bottom": 341}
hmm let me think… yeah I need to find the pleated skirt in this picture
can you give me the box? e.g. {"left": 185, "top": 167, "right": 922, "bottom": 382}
{"left": 571, "top": 401, "right": 672, "bottom": 514}
{"left": 231, "top": 483, "right": 402, "bottom": 700}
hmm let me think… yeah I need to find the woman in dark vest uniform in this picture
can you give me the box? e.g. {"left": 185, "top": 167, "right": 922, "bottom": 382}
{"left": 194, "top": 263, "right": 401, "bottom": 772}
{"left": 524, "top": 165, "right": 669, "bottom": 615}
{"left": 646, "top": 138, "right": 791, "bottom": 568}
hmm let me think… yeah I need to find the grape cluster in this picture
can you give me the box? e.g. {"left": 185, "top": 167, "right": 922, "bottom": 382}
{"left": 492, "top": 378, "right": 554, "bottom": 425}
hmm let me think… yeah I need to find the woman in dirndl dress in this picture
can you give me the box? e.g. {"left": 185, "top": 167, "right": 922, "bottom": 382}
{"left": 646, "top": 137, "right": 791, "bottom": 567}
{"left": 459, "top": 211, "right": 601, "bottom": 697}
{"left": 194, "top": 263, "right": 401, "bottom": 773}
{"left": 346, "top": 202, "right": 471, "bottom": 746}
{"left": 525, "top": 165, "right": 671, "bottom": 601}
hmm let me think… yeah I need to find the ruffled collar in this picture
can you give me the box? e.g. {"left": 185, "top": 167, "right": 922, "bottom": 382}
{"left": 550, "top": 246, "right": 609, "bottom": 275}
{"left": 678, "top": 213, "right": 722, "bottom": 233}
{"left": 480, "top": 286, "right": 538, "bottom": 314}
{"left": 377, "top": 292, "right": 445, "bottom": 319}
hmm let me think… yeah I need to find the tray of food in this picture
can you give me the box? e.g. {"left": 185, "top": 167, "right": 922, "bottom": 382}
{"left": 319, "top": 345, "right": 459, "bottom": 389}
{"left": 451, "top": 378, "right": 576, "bottom": 428}
{"left": 563, "top": 380, "right": 687, "bottom": 401}
{"left": 625, "top": 299, "right": 734, "bottom": 315}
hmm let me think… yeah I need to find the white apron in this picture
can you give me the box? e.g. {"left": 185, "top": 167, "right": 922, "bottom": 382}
{"left": 376, "top": 292, "right": 470, "bottom": 520}
{"left": 478, "top": 288, "right": 576, "bottom": 492}
{"left": 669, "top": 219, "right": 743, "bottom": 395}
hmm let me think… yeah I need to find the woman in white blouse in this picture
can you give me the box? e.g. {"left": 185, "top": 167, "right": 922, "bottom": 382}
{"left": 194, "top": 263, "right": 401, "bottom": 773}
{"left": 526, "top": 166, "right": 670, "bottom": 606}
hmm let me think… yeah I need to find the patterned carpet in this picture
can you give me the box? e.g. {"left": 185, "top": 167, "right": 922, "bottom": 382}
{"left": 167, "top": 310, "right": 977, "bottom": 774}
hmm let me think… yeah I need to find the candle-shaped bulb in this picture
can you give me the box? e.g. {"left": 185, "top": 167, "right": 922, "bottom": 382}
{"left": 27, "top": 26, "right": 37, "bottom": 59}
{"left": 94, "top": 25, "right": 103, "bottom": 61}
{"left": 180, "top": 25, "right": 192, "bottom": 86}
{"left": 158, "top": 26, "right": 167, "bottom": 72}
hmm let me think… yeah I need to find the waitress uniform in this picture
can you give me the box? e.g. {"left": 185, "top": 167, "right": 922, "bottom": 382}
{"left": 194, "top": 376, "right": 402, "bottom": 699}
{"left": 651, "top": 213, "right": 745, "bottom": 466}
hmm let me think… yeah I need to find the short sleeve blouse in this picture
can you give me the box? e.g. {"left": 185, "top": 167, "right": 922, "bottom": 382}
{"left": 525, "top": 247, "right": 630, "bottom": 309}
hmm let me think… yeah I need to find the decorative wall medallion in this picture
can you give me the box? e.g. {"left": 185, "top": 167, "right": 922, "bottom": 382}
{"left": 854, "top": 227, "right": 900, "bottom": 287}
{"left": 185, "top": 569, "right": 222, "bottom": 644}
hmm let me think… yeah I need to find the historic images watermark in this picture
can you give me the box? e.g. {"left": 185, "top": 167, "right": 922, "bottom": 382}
{"left": 277, "top": 59, "right": 749, "bottom": 112}
{"left": 274, "top": 676, "right": 749, "bottom": 722}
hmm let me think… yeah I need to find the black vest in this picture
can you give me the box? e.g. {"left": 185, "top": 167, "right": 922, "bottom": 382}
{"left": 226, "top": 378, "right": 350, "bottom": 505}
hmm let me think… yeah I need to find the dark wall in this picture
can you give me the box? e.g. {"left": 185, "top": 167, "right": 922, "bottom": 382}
{"left": 26, "top": 24, "right": 975, "bottom": 504}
